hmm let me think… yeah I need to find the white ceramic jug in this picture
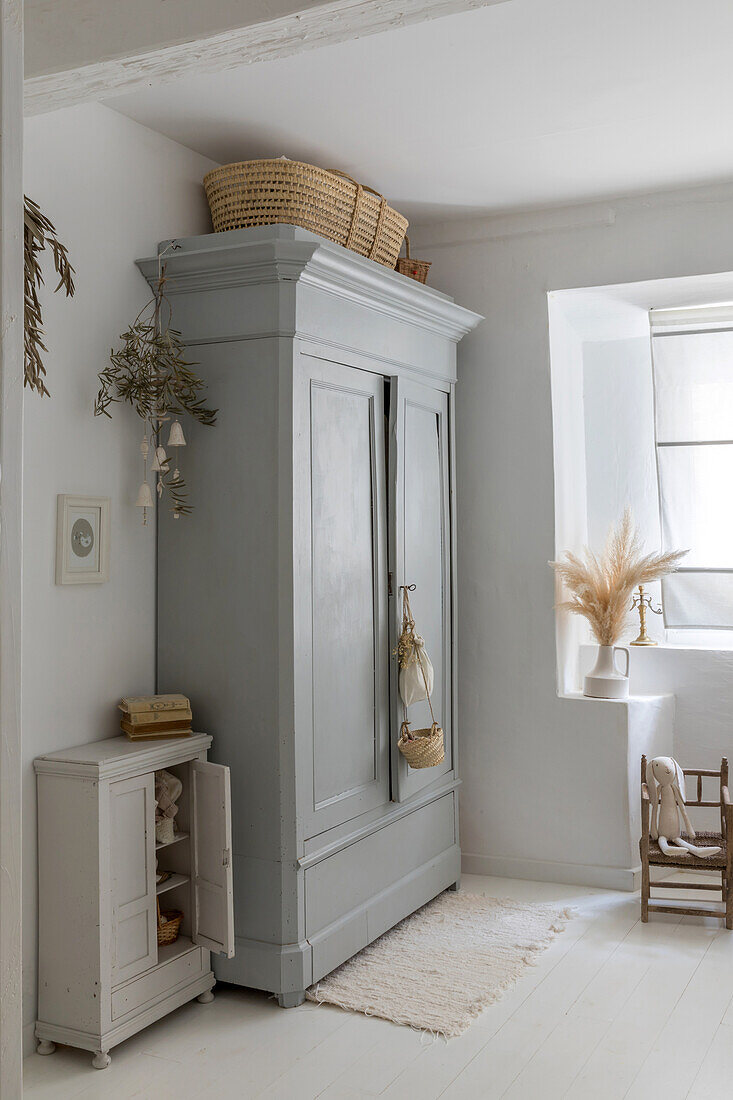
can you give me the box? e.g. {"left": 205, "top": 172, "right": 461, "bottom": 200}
{"left": 584, "top": 645, "right": 630, "bottom": 699}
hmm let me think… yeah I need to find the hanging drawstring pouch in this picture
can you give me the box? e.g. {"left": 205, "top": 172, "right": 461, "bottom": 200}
{"left": 396, "top": 585, "right": 444, "bottom": 769}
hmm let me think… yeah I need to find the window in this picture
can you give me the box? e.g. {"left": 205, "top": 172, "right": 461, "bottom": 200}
{"left": 651, "top": 308, "right": 733, "bottom": 629}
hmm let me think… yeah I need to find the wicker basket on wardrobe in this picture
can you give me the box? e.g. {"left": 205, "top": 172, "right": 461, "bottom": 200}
{"left": 203, "top": 159, "right": 408, "bottom": 268}
{"left": 395, "top": 237, "right": 431, "bottom": 284}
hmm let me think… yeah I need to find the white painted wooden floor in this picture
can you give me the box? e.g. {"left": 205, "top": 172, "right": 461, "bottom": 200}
{"left": 23, "top": 874, "right": 733, "bottom": 1099}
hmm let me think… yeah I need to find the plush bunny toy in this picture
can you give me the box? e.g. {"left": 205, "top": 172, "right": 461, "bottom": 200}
{"left": 647, "top": 756, "right": 721, "bottom": 858}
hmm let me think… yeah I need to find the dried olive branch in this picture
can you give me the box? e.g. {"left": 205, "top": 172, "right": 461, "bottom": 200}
{"left": 163, "top": 470, "right": 192, "bottom": 518}
{"left": 95, "top": 273, "right": 216, "bottom": 428}
{"left": 95, "top": 267, "right": 216, "bottom": 516}
{"left": 24, "top": 196, "right": 75, "bottom": 397}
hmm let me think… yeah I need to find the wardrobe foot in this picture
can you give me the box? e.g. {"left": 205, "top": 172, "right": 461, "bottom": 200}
{"left": 448, "top": 878, "right": 460, "bottom": 892}
{"left": 197, "top": 989, "right": 215, "bottom": 1004}
{"left": 36, "top": 1040, "right": 56, "bottom": 1056}
{"left": 92, "top": 1050, "right": 111, "bottom": 1070}
{"left": 278, "top": 990, "right": 306, "bottom": 1008}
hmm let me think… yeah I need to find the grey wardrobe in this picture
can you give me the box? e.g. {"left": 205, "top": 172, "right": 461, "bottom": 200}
{"left": 140, "top": 225, "right": 481, "bottom": 1006}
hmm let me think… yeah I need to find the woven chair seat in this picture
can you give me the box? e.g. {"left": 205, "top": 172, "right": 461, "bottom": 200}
{"left": 641, "top": 831, "right": 727, "bottom": 869}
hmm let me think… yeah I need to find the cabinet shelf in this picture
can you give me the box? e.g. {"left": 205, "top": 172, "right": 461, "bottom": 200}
{"left": 155, "top": 831, "right": 189, "bottom": 851}
{"left": 156, "top": 872, "right": 189, "bottom": 895}
{"left": 157, "top": 935, "right": 195, "bottom": 967}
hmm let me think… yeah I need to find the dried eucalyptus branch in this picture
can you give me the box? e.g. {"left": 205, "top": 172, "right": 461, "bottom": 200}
{"left": 24, "top": 196, "right": 75, "bottom": 397}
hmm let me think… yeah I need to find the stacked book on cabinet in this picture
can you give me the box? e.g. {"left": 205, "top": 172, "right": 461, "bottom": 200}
{"left": 119, "top": 694, "right": 192, "bottom": 740}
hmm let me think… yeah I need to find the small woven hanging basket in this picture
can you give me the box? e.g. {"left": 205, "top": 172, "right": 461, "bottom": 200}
{"left": 396, "top": 585, "right": 444, "bottom": 769}
{"left": 157, "top": 899, "right": 183, "bottom": 946}
{"left": 203, "top": 159, "right": 408, "bottom": 269}
{"left": 395, "top": 237, "right": 431, "bottom": 284}
{"left": 398, "top": 721, "right": 445, "bottom": 768}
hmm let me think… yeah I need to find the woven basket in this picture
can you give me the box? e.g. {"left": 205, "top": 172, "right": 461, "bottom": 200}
{"left": 203, "top": 160, "right": 408, "bottom": 268}
{"left": 395, "top": 237, "right": 431, "bottom": 284}
{"left": 398, "top": 721, "right": 445, "bottom": 769}
{"left": 157, "top": 900, "right": 183, "bottom": 946}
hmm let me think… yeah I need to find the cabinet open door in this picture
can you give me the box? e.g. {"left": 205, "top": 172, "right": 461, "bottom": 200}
{"left": 191, "top": 760, "right": 235, "bottom": 958}
{"left": 389, "top": 375, "right": 453, "bottom": 802}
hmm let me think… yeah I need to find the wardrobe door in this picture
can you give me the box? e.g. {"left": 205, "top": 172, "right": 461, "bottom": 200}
{"left": 390, "top": 376, "right": 453, "bottom": 802}
{"left": 294, "top": 354, "right": 390, "bottom": 838}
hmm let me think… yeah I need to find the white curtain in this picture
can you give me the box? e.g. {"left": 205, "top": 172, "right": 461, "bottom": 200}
{"left": 652, "top": 321, "right": 733, "bottom": 629}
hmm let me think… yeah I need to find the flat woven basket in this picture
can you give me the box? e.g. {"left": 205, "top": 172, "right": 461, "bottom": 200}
{"left": 398, "top": 721, "right": 445, "bottom": 769}
{"left": 395, "top": 237, "right": 431, "bottom": 284}
{"left": 203, "top": 159, "right": 408, "bottom": 268}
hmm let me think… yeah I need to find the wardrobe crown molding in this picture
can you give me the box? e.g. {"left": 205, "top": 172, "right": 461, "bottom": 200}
{"left": 137, "top": 227, "right": 483, "bottom": 344}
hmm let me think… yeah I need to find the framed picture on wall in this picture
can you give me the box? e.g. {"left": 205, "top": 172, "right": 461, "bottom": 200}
{"left": 55, "top": 495, "right": 111, "bottom": 584}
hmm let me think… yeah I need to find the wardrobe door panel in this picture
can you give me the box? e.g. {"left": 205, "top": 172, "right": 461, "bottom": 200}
{"left": 295, "top": 353, "right": 390, "bottom": 838}
{"left": 390, "top": 377, "right": 453, "bottom": 802}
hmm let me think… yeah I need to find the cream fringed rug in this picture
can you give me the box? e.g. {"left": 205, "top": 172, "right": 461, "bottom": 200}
{"left": 306, "top": 892, "right": 573, "bottom": 1038}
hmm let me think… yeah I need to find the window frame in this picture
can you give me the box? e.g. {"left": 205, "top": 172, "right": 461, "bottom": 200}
{"left": 651, "top": 308, "right": 733, "bottom": 631}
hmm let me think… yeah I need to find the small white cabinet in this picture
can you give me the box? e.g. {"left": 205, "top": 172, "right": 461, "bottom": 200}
{"left": 34, "top": 734, "right": 234, "bottom": 1069}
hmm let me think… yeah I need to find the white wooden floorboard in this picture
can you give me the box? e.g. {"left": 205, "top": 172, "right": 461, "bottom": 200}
{"left": 257, "top": 1013, "right": 385, "bottom": 1100}
{"left": 22, "top": 873, "right": 733, "bottom": 1100}
{"left": 438, "top": 905, "right": 641, "bottom": 1097}
{"left": 318, "top": 1015, "right": 429, "bottom": 1096}
{"left": 624, "top": 925, "right": 733, "bottom": 1100}
{"left": 688, "top": 1021, "right": 733, "bottom": 1099}
{"left": 501, "top": 1012, "right": 609, "bottom": 1100}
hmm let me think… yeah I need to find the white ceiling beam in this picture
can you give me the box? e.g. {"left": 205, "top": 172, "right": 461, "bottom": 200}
{"left": 24, "top": 0, "right": 510, "bottom": 116}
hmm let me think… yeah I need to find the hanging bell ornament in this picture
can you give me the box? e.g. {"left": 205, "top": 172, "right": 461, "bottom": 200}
{"left": 135, "top": 481, "right": 154, "bottom": 508}
{"left": 167, "top": 420, "right": 186, "bottom": 448}
{"left": 151, "top": 446, "right": 169, "bottom": 473}
{"left": 135, "top": 480, "right": 155, "bottom": 526}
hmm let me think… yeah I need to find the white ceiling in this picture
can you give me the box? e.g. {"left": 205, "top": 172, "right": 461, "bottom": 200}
{"left": 105, "top": 0, "right": 733, "bottom": 223}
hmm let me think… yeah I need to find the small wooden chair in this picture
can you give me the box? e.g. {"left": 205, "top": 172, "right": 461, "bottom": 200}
{"left": 640, "top": 755, "right": 733, "bottom": 928}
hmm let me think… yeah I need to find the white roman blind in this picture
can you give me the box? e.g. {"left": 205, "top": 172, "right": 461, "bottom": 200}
{"left": 651, "top": 306, "right": 733, "bottom": 628}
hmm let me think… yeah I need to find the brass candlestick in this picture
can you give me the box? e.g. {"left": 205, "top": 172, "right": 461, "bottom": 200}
{"left": 630, "top": 585, "right": 663, "bottom": 646}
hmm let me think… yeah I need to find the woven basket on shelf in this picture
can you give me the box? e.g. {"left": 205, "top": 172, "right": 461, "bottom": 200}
{"left": 157, "top": 899, "right": 183, "bottom": 946}
{"left": 395, "top": 237, "right": 431, "bottom": 284}
{"left": 398, "top": 721, "right": 445, "bottom": 769}
{"left": 203, "top": 160, "right": 408, "bottom": 268}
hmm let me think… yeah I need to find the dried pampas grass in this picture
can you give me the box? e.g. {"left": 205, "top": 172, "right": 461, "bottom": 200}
{"left": 550, "top": 511, "right": 687, "bottom": 646}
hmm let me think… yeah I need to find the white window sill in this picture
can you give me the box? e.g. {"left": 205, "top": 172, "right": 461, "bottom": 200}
{"left": 560, "top": 691, "right": 674, "bottom": 704}
{"left": 634, "top": 641, "right": 733, "bottom": 652}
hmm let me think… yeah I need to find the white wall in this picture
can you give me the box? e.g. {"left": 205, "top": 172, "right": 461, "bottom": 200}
{"left": 410, "top": 183, "right": 733, "bottom": 881}
{"left": 22, "top": 101, "right": 215, "bottom": 1048}
{"left": 583, "top": 337, "right": 660, "bottom": 552}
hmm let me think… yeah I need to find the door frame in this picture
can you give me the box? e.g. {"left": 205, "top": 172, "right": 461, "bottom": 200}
{"left": 0, "top": 2, "right": 25, "bottom": 1096}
